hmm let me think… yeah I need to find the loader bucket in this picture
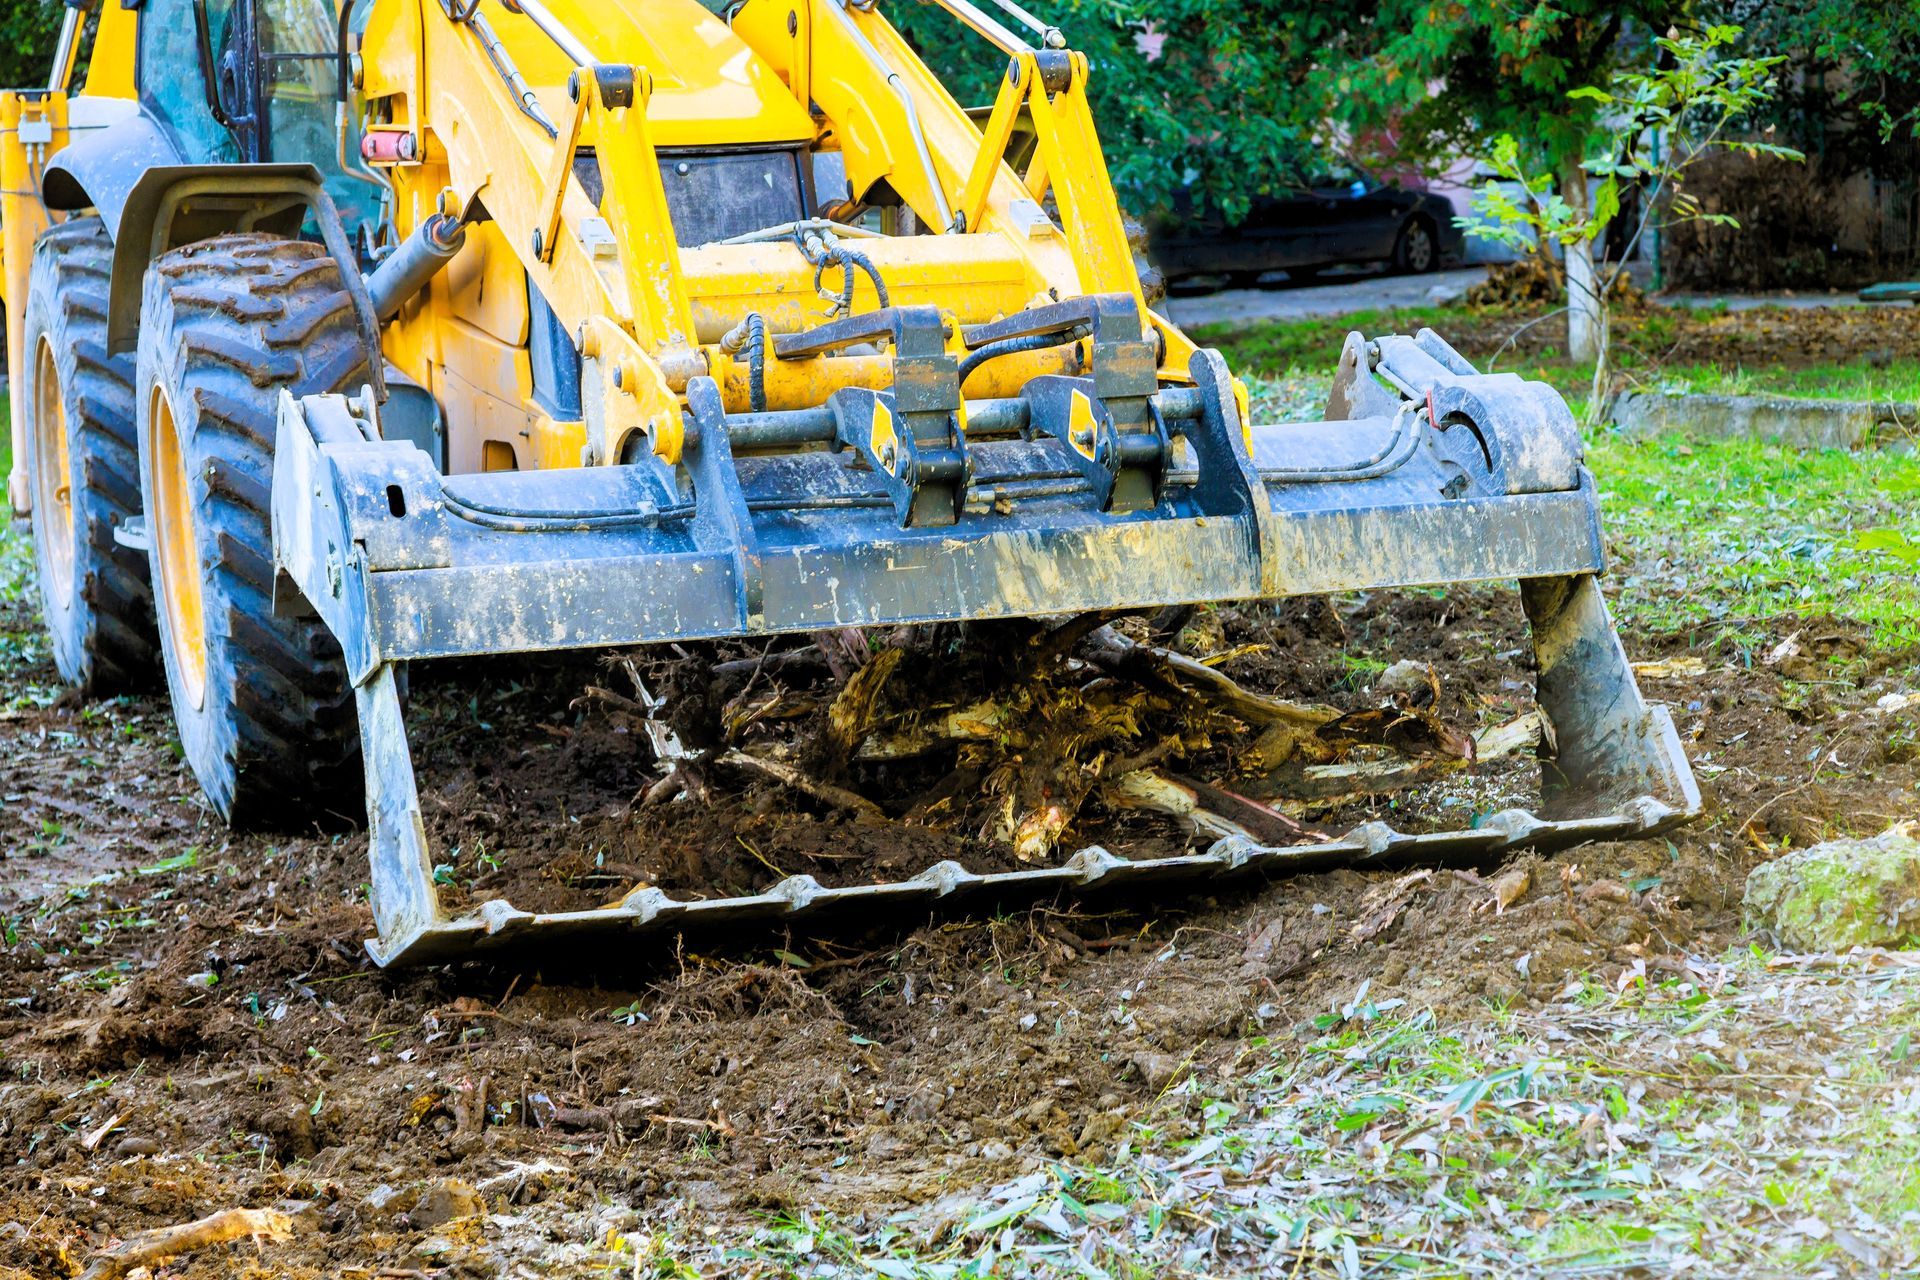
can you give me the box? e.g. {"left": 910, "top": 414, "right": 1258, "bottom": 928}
{"left": 271, "top": 316, "right": 1699, "bottom": 966}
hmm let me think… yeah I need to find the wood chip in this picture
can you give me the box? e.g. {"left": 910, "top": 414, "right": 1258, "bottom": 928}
{"left": 79, "top": 1111, "right": 128, "bottom": 1153}
{"left": 1477, "top": 865, "right": 1532, "bottom": 916}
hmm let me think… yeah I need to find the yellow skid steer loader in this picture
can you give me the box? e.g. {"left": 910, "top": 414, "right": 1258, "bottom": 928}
{"left": 2, "top": 0, "right": 1697, "bottom": 965}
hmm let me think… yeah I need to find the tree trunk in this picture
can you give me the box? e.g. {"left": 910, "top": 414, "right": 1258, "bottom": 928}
{"left": 1560, "top": 160, "right": 1604, "bottom": 366}
{"left": 1565, "top": 239, "right": 1603, "bottom": 364}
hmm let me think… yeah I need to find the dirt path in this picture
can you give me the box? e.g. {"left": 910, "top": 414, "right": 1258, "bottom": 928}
{"left": 1, "top": 526, "right": 1917, "bottom": 1272}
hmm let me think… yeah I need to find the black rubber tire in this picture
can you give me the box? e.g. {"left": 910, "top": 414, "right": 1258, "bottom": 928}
{"left": 19, "top": 217, "right": 159, "bottom": 690}
{"left": 1394, "top": 217, "right": 1439, "bottom": 274}
{"left": 134, "top": 233, "right": 368, "bottom": 825}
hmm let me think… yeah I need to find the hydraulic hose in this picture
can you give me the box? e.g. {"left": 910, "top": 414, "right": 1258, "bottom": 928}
{"left": 811, "top": 245, "right": 890, "bottom": 312}
{"left": 1258, "top": 402, "right": 1424, "bottom": 484}
{"left": 957, "top": 329, "right": 1081, "bottom": 385}
{"left": 720, "top": 314, "right": 769, "bottom": 413}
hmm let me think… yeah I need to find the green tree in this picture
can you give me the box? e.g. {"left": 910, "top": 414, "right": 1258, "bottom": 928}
{"left": 1737, "top": 0, "right": 1920, "bottom": 148}
{"left": 1466, "top": 26, "right": 1799, "bottom": 423}
{"left": 0, "top": 0, "right": 65, "bottom": 92}
{"left": 1305, "top": 0, "right": 1689, "bottom": 363}
{"left": 891, "top": 0, "right": 1329, "bottom": 222}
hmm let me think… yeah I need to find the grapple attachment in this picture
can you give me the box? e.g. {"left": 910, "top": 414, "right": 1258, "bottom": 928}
{"left": 272, "top": 311, "right": 1699, "bottom": 966}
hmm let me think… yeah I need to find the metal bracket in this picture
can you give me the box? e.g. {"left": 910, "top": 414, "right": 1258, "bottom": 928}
{"left": 531, "top": 80, "right": 589, "bottom": 262}
{"left": 683, "top": 377, "right": 765, "bottom": 626}
{"left": 971, "top": 294, "right": 1162, "bottom": 511}
{"left": 112, "top": 516, "right": 150, "bottom": 552}
{"left": 814, "top": 307, "right": 970, "bottom": 527}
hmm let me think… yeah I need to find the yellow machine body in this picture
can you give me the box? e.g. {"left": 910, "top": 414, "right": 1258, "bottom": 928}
{"left": 354, "top": 0, "right": 1190, "bottom": 477}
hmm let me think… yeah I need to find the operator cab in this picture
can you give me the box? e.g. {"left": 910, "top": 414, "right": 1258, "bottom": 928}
{"left": 139, "top": 0, "right": 385, "bottom": 248}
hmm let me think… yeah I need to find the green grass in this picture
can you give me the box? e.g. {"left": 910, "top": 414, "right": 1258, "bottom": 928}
{"left": 1646, "top": 361, "right": 1920, "bottom": 405}
{"left": 1202, "top": 306, "right": 1920, "bottom": 409}
{"left": 1194, "top": 304, "right": 1502, "bottom": 373}
{"left": 1590, "top": 432, "right": 1920, "bottom": 653}
{"left": 0, "top": 389, "right": 10, "bottom": 517}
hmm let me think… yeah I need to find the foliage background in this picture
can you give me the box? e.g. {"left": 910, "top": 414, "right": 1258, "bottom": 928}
{"left": 0, "top": 0, "right": 64, "bottom": 92}
{"left": 891, "top": 0, "right": 1326, "bottom": 223}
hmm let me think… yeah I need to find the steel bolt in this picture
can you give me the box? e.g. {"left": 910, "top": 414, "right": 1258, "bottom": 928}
{"left": 880, "top": 443, "right": 897, "bottom": 471}
{"left": 530, "top": 228, "right": 544, "bottom": 258}
{"left": 613, "top": 365, "right": 626, "bottom": 390}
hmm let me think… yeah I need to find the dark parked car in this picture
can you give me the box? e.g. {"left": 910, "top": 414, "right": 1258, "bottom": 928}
{"left": 1149, "top": 162, "right": 1464, "bottom": 286}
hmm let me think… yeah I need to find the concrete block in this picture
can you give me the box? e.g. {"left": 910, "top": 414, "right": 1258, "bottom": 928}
{"left": 1611, "top": 391, "right": 1918, "bottom": 450}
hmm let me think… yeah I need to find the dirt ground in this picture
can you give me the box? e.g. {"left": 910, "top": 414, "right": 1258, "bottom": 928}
{"left": 4, "top": 504, "right": 1918, "bottom": 1280}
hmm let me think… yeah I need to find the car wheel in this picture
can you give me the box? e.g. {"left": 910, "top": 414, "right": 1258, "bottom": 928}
{"left": 1394, "top": 218, "right": 1438, "bottom": 274}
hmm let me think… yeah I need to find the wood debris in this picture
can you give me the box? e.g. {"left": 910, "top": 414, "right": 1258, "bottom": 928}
{"left": 79, "top": 1207, "right": 294, "bottom": 1280}
{"left": 614, "top": 609, "right": 1536, "bottom": 876}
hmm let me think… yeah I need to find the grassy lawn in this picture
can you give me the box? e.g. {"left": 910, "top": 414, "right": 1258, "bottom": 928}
{"left": 1200, "top": 303, "right": 1920, "bottom": 412}
{"left": 1591, "top": 434, "right": 1920, "bottom": 653}
{"left": 1649, "top": 361, "right": 1920, "bottom": 404}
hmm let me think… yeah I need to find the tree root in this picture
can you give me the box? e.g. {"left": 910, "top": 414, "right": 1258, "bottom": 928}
{"left": 79, "top": 1208, "right": 294, "bottom": 1280}
{"left": 717, "top": 749, "right": 887, "bottom": 820}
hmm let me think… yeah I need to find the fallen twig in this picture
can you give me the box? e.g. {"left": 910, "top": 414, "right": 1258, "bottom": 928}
{"left": 79, "top": 1208, "right": 294, "bottom": 1280}
{"left": 1108, "top": 770, "right": 1297, "bottom": 844}
{"left": 710, "top": 647, "right": 826, "bottom": 679}
{"left": 79, "top": 1111, "right": 128, "bottom": 1153}
{"left": 717, "top": 749, "right": 886, "bottom": 820}
{"left": 451, "top": 1076, "right": 491, "bottom": 1136}
{"left": 1082, "top": 626, "right": 1339, "bottom": 730}
{"left": 1250, "top": 711, "right": 1542, "bottom": 806}
{"left": 647, "top": 1112, "right": 738, "bottom": 1137}
{"left": 1157, "top": 773, "right": 1319, "bottom": 844}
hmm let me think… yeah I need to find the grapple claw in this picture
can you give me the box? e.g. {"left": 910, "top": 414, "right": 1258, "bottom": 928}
{"left": 270, "top": 328, "right": 1700, "bottom": 968}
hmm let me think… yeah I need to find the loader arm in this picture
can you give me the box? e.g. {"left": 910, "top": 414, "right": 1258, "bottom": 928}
{"left": 357, "top": 0, "right": 1183, "bottom": 467}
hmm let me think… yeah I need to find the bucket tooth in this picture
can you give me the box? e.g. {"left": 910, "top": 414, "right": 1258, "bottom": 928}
{"left": 1522, "top": 574, "right": 1702, "bottom": 820}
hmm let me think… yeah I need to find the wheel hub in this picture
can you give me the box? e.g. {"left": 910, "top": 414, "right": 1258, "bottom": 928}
{"left": 148, "top": 385, "right": 209, "bottom": 711}
{"left": 31, "top": 336, "right": 75, "bottom": 608}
